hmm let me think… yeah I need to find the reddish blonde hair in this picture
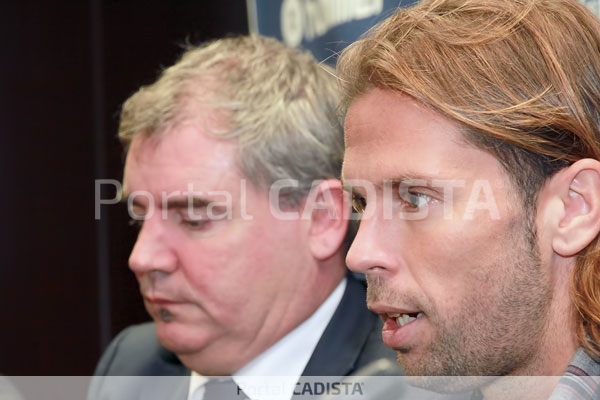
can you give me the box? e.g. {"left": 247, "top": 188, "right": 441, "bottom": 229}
{"left": 338, "top": 0, "right": 600, "bottom": 356}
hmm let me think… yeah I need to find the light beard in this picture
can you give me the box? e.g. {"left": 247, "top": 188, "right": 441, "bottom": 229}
{"left": 367, "top": 218, "right": 553, "bottom": 393}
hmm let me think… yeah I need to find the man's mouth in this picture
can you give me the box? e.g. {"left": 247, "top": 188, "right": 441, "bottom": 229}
{"left": 387, "top": 312, "right": 425, "bottom": 327}
{"left": 375, "top": 310, "right": 427, "bottom": 349}
{"left": 143, "top": 295, "right": 182, "bottom": 305}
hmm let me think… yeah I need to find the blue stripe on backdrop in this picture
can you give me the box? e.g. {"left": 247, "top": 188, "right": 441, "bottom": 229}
{"left": 248, "top": 0, "right": 417, "bottom": 64}
{"left": 248, "top": 0, "right": 600, "bottom": 64}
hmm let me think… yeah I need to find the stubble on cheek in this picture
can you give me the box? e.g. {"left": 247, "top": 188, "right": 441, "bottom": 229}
{"left": 371, "top": 240, "right": 550, "bottom": 382}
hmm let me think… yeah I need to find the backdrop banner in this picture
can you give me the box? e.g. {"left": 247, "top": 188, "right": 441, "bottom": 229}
{"left": 248, "top": 0, "right": 600, "bottom": 64}
{"left": 247, "top": 0, "right": 416, "bottom": 63}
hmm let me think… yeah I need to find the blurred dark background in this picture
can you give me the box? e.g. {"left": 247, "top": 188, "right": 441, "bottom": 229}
{"left": 1, "top": 0, "right": 248, "bottom": 375}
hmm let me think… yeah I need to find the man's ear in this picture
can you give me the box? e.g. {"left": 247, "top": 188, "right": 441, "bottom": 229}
{"left": 301, "top": 179, "right": 350, "bottom": 260}
{"left": 548, "top": 159, "right": 600, "bottom": 257}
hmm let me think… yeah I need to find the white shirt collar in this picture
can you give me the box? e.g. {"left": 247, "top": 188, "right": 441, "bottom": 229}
{"left": 188, "top": 277, "right": 347, "bottom": 400}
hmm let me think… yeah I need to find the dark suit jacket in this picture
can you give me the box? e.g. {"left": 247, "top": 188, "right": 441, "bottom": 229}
{"left": 90, "top": 275, "right": 399, "bottom": 400}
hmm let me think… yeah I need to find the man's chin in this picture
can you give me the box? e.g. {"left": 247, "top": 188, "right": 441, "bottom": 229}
{"left": 152, "top": 320, "right": 241, "bottom": 375}
{"left": 394, "top": 346, "right": 422, "bottom": 374}
{"left": 154, "top": 321, "right": 210, "bottom": 355}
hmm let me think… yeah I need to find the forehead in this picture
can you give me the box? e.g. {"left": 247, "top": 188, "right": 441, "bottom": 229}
{"left": 342, "top": 88, "right": 501, "bottom": 183}
{"left": 123, "top": 124, "right": 243, "bottom": 196}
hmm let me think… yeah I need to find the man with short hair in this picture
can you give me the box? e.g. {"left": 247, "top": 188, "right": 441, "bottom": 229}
{"left": 337, "top": 0, "right": 600, "bottom": 399}
{"left": 91, "top": 35, "right": 395, "bottom": 399}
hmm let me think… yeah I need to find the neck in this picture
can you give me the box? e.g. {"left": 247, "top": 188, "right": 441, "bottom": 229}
{"left": 481, "top": 376, "right": 560, "bottom": 400}
{"left": 481, "top": 337, "right": 577, "bottom": 400}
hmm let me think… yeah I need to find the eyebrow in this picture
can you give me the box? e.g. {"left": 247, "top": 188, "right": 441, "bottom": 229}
{"left": 121, "top": 195, "right": 210, "bottom": 209}
{"left": 164, "top": 197, "right": 210, "bottom": 209}
{"left": 341, "top": 173, "right": 444, "bottom": 192}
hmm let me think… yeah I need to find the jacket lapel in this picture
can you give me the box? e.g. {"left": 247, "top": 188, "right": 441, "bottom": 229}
{"left": 301, "top": 275, "right": 376, "bottom": 377}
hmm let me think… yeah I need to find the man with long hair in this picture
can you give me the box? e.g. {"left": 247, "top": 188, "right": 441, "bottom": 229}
{"left": 338, "top": 0, "right": 600, "bottom": 398}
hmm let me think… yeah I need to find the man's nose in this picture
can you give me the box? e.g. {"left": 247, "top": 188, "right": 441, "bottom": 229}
{"left": 128, "top": 217, "right": 177, "bottom": 275}
{"left": 346, "top": 215, "right": 397, "bottom": 276}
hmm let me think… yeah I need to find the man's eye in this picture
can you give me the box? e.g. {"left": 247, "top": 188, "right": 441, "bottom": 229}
{"left": 352, "top": 195, "right": 367, "bottom": 213}
{"left": 181, "top": 219, "right": 209, "bottom": 230}
{"left": 405, "top": 192, "right": 432, "bottom": 209}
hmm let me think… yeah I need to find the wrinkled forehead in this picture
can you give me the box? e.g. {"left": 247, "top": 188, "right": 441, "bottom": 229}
{"left": 122, "top": 123, "right": 243, "bottom": 195}
{"left": 344, "top": 88, "right": 465, "bottom": 144}
{"left": 341, "top": 88, "right": 509, "bottom": 187}
{"left": 344, "top": 90, "right": 454, "bottom": 158}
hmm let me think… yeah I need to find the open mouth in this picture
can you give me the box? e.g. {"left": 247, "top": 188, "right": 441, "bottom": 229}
{"left": 386, "top": 312, "right": 424, "bottom": 327}
{"left": 378, "top": 310, "right": 426, "bottom": 349}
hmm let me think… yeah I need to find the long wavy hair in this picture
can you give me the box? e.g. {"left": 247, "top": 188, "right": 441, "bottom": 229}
{"left": 338, "top": 0, "right": 600, "bottom": 357}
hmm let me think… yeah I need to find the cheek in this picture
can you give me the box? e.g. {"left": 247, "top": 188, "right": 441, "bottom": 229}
{"left": 410, "top": 215, "right": 516, "bottom": 311}
{"left": 177, "top": 221, "right": 288, "bottom": 290}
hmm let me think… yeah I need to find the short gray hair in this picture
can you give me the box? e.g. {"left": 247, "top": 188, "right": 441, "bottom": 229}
{"left": 119, "top": 35, "right": 344, "bottom": 206}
